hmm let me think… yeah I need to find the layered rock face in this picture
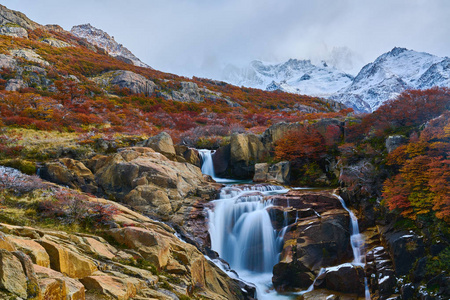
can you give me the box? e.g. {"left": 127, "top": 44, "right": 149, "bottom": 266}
{"left": 0, "top": 194, "right": 247, "bottom": 300}
{"left": 268, "top": 190, "right": 353, "bottom": 291}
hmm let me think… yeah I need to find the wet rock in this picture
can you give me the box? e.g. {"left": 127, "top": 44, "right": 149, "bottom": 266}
{"left": 253, "top": 161, "right": 290, "bottom": 184}
{"left": 382, "top": 230, "right": 425, "bottom": 276}
{"left": 175, "top": 145, "right": 201, "bottom": 167}
{"left": 318, "top": 263, "right": 365, "bottom": 296}
{"left": 401, "top": 283, "right": 415, "bottom": 300}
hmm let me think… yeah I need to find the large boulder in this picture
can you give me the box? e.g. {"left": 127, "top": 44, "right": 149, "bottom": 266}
{"left": 315, "top": 263, "right": 365, "bottom": 296}
{"left": 270, "top": 191, "right": 352, "bottom": 291}
{"left": 381, "top": 229, "right": 425, "bottom": 276}
{"left": 80, "top": 275, "right": 138, "bottom": 300}
{"left": 40, "top": 158, "right": 97, "bottom": 193}
{"left": 92, "top": 70, "right": 157, "bottom": 96}
{"left": 142, "top": 131, "right": 176, "bottom": 160}
{"left": 93, "top": 147, "right": 218, "bottom": 221}
{"left": 225, "top": 133, "right": 266, "bottom": 178}
{"left": 253, "top": 161, "right": 290, "bottom": 184}
{"left": 0, "top": 232, "right": 16, "bottom": 251}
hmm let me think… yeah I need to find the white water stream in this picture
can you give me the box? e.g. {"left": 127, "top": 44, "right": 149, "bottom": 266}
{"left": 199, "top": 149, "right": 370, "bottom": 299}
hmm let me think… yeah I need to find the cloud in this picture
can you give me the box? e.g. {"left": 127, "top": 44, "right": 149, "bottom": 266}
{"left": 3, "top": 0, "right": 449, "bottom": 77}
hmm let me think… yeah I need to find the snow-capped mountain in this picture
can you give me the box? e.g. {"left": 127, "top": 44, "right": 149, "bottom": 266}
{"left": 223, "top": 48, "right": 449, "bottom": 112}
{"left": 71, "top": 24, "right": 150, "bottom": 68}
{"left": 222, "top": 59, "right": 354, "bottom": 98}
{"left": 332, "top": 47, "right": 448, "bottom": 112}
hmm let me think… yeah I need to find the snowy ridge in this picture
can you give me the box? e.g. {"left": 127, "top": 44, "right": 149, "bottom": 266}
{"left": 332, "top": 47, "right": 448, "bottom": 112}
{"left": 223, "top": 48, "right": 450, "bottom": 112}
{"left": 71, "top": 24, "right": 151, "bottom": 68}
{"left": 223, "top": 59, "right": 354, "bottom": 98}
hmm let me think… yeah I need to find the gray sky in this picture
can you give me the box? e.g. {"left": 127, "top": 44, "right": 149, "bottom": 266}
{"left": 3, "top": 0, "right": 450, "bottom": 77}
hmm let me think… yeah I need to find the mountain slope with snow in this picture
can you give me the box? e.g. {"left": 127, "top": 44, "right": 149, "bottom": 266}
{"left": 71, "top": 23, "right": 150, "bottom": 68}
{"left": 222, "top": 59, "right": 354, "bottom": 98}
{"left": 223, "top": 48, "right": 450, "bottom": 112}
{"left": 332, "top": 47, "right": 448, "bottom": 112}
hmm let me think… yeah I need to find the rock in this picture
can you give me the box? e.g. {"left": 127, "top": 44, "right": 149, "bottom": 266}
{"left": 41, "top": 38, "right": 72, "bottom": 48}
{"left": 401, "top": 283, "right": 415, "bottom": 300}
{"left": 212, "top": 144, "right": 231, "bottom": 176}
{"left": 0, "top": 249, "right": 28, "bottom": 298}
{"left": 80, "top": 275, "right": 138, "bottom": 300}
{"left": 0, "top": 54, "right": 18, "bottom": 70}
{"left": 0, "top": 232, "right": 16, "bottom": 251}
{"left": 271, "top": 191, "right": 353, "bottom": 291}
{"left": 175, "top": 145, "right": 201, "bottom": 167}
{"left": 107, "top": 226, "right": 244, "bottom": 300}
{"left": 37, "top": 239, "right": 97, "bottom": 279}
{"left": 0, "top": 4, "right": 43, "bottom": 30}
{"left": 5, "top": 78, "right": 26, "bottom": 91}
{"left": 385, "top": 135, "right": 406, "bottom": 153}
{"left": 318, "top": 263, "right": 365, "bottom": 296}
{"left": 253, "top": 161, "right": 290, "bottom": 184}
{"left": 178, "top": 81, "right": 202, "bottom": 102}
{"left": 142, "top": 132, "right": 176, "bottom": 160}
{"left": 10, "top": 49, "right": 50, "bottom": 66}
{"left": 93, "top": 147, "right": 216, "bottom": 221}
{"left": 92, "top": 70, "right": 157, "bottom": 96}
{"left": 12, "top": 251, "right": 41, "bottom": 299}
{"left": 34, "top": 264, "right": 85, "bottom": 300}
{"left": 382, "top": 230, "right": 425, "bottom": 276}
{"left": 9, "top": 236, "right": 50, "bottom": 267}
{"left": 229, "top": 133, "right": 266, "bottom": 178}
{"left": 261, "top": 121, "right": 303, "bottom": 148}
{"left": 83, "top": 237, "right": 116, "bottom": 260}
{"left": 0, "top": 24, "right": 28, "bottom": 38}
{"left": 40, "top": 158, "right": 97, "bottom": 194}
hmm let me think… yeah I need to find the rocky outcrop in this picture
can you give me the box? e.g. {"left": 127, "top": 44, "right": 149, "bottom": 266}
{"left": 41, "top": 38, "right": 72, "bottom": 48}
{"left": 253, "top": 161, "right": 290, "bottom": 184}
{"left": 5, "top": 78, "right": 26, "bottom": 91}
{"left": 0, "top": 249, "right": 28, "bottom": 298}
{"left": 10, "top": 49, "right": 50, "bottom": 66}
{"left": 214, "top": 133, "right": 267, "bottom": 179}
{"left": 0, "top": 4, "right": 43, "bottom": 31}
{"left": 92, "top": 70, "right": 157, "bottom": 96}
{"left": 0, "top": 24, "right": 28, "bottom": 38}
{"left": 269, "top": 190, "right": 352, "bottom": 291}
{"left": 71, "top": 23, "right": 151, "bottom": 68}
{"left": 385, "top": 135, "right": 406, "bottom": 153}
{"left": 93, "top": 147, "right": 219, "bottom": 221}
{"left": 40, "top": 158, "right": 97, "bottom": 194}
{"left": 141, "top": 131, "right": 176, "bottom": 160}
{"left": 175, "top": 145, "right": 201, "bottom": 167}
{"left": 315, "top": 263, "right": 365, "bottom": 296}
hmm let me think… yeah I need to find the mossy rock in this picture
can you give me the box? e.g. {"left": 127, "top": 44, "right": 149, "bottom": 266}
{"left": 0, "top": 159, "right": 36, "bottom": 175}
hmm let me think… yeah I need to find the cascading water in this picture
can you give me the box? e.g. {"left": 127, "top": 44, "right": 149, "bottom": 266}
{"left": 199, "top": 149, "right": 369, "bottom": 299}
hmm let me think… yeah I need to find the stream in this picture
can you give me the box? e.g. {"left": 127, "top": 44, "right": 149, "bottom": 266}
{"left": 198, "top": 149, "right": 370, "bottom": 299}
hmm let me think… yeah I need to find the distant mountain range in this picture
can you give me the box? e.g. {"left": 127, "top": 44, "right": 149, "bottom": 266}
{"left": 222, "top": 47, "right": 450, "bottom": 112}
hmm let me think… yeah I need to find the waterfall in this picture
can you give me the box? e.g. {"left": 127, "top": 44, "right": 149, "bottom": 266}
{"left": 335, "top": 195, "right": 364, "bottom": 264}
{"left": 198, "top": 149, "right": 238, "bottom": 183}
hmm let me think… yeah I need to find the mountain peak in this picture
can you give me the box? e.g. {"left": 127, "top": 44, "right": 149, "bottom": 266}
{"left": 388, "top": 47, "right": 408, "bottom": 56}
{"left": 71, "top": 23, "right": 150, "bottom": 68}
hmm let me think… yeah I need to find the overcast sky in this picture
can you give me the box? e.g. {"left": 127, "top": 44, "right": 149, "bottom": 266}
{"left": 3, "top": 0, "right": 450, "bottom": 77}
